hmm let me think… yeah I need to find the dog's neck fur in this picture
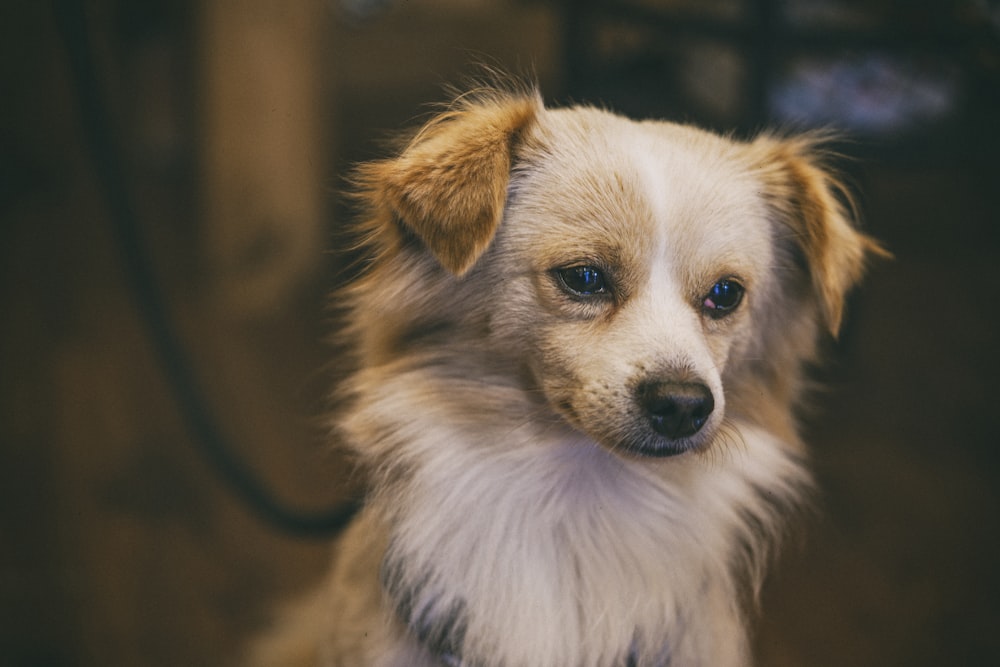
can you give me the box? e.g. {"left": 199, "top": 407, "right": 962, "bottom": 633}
{"left": 343, "top": 359, "right": 809, "bottom": 667}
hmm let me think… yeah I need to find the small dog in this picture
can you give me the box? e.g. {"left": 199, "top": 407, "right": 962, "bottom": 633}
{"left": 251, "top": 81, "right": 884, "bottom": 667}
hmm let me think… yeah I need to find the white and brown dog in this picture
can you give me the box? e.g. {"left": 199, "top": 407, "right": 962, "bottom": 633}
{"left": 251, "top": 81, "right": 884, "bottom": 667}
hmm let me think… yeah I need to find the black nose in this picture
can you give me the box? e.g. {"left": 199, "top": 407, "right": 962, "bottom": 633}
{"left": 639, "top": 381, "right": 714, "bottom": 439}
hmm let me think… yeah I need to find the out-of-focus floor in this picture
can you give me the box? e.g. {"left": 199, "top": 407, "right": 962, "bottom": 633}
{"left": 2, "top": 2, "right": 998, "bottom": 666}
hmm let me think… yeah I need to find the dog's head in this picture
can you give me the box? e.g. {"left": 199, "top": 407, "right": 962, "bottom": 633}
{"left": 355, "top": 86, "right": 885, "bottom": 459}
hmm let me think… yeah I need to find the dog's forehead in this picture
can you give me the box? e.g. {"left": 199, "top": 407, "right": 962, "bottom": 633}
{"left": 513, "top": 107, "right": 772, "bottom": 264}
{"left": 629, "top": 121, "right": 772, "bottom": 256}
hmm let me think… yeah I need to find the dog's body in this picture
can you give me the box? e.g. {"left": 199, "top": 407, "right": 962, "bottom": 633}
{"left": 251, "top": 83, "right": 882, "bottom": 667}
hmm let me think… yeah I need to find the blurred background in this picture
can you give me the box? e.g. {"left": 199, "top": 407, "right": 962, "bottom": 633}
{"left": 2, "top": 0, "right": 999, "bottom": 665}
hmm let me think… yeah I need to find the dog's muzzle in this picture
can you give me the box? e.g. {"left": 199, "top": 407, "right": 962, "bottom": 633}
{"left": 638, "top": 380, "right": 714, "bottom": 451}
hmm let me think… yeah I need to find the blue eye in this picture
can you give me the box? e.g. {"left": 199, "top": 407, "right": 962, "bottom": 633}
{"left": 702, "top": 279, "right": 744, "bottom": 316}
{"left": 556, "top": 265, "right": 608, "bottom": 296}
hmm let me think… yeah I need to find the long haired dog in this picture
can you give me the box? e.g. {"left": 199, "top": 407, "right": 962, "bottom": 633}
{"left": 252, "top": 83, "right": 884, "bottom": 667}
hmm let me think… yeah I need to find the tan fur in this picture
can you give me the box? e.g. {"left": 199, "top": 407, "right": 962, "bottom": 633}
{"left": 747, "top": 135, "right": 889, "bottom": 335}
{"left": 358, "top": 91, "right": 539, "bottom": 276}
{"left": 250, "top": 82, "right": 882, "bottom": 667}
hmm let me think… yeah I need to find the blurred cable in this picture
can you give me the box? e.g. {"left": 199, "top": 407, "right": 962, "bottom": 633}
{"left": 52, "top": 0, "right": 359, "bottom": 538}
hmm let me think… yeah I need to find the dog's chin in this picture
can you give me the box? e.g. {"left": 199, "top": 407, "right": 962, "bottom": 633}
{"left": 619, "top": 438, "right": 698, "bottom": 458}
{"left": 604, "top": 423, "right": 717, "bottom": 460}
{"left": 617, "top": 435, "right": 703, "bottom": 458}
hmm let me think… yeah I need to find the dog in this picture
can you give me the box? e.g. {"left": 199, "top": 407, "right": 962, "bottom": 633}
{"left": 250, "top": 80, "right": 885, "bottom": 667}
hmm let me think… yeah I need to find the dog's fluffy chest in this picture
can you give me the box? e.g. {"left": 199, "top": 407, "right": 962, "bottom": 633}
{"left": 369, "top": 418, "right": 800, "bottom": 667}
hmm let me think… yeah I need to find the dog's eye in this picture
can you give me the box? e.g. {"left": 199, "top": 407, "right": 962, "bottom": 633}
{"left": 703, "top": 279, "right": 744, "bottom": 316}
{"left": 556, "top": 265, "right": 608, "bottom": 296}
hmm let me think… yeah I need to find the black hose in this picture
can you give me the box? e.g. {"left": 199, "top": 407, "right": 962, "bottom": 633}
{"left": 52, "top": 0, "right": 359, "bottom": 538}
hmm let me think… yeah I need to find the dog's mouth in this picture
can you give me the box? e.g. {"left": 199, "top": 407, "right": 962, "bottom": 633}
{"left": 553, "top": 406, "right": 716, "bottom": 459}
{"left": 618, "top": 434, "right": 706, "bottom": 458}
{"left": 610, "top": 421, "right": 717, "bottom": 458}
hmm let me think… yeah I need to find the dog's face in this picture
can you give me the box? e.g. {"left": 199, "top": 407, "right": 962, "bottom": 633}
{"left": 478, "top": 109, "right": 780, "bottom": 456}
{"left": 358, "top": 89, "right": 883, "bottom": 460}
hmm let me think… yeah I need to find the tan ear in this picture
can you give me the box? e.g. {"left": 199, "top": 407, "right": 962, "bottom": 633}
{"left": 373, "top": 92, "right": 539, "bottom": 276}
{"left": 753, "top": 135, "right": 890, "bottom": 336}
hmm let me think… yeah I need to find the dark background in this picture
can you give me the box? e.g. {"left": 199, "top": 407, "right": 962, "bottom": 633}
{"left": 2, "top": 1, "right": 999, "bottom": 665}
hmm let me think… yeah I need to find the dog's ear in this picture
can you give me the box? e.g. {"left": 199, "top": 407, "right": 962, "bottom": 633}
{"left": 752, "top": 135, "right": 889, "bottom": 336}
{"left": 370, "top": 92, "right": 539, "bottom": 276}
